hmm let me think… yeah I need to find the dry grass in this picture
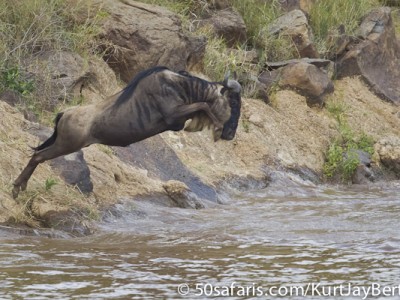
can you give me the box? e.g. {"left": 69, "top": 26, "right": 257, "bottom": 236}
{"left": 0, "top": 0, "right": 107, "bottom": 123}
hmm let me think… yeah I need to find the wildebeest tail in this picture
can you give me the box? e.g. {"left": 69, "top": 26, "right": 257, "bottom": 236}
{"left": 33, "top": 112, "right": 64, "bottom": 151}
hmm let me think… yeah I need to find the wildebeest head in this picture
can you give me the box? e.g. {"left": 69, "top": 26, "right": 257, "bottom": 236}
{"left": 220, "top": 73, "right": 242, "bottom": 141}
{"left": 182, "top": 70, "right": 242, "bottom": 141}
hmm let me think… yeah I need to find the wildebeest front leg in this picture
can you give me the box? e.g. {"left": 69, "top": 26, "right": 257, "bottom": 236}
{"left": 166, "top": 103, "right": 223, "bottom": 129}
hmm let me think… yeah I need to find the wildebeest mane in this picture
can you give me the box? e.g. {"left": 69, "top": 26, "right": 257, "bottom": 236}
{"left": 115, "top": 66, "right": 169, "bottom": 106}
{"left": 178, "top": 70, "right": 218, "bottom": 87}
{"left": 177, "top": 70, "right": 219, "bottom": 102}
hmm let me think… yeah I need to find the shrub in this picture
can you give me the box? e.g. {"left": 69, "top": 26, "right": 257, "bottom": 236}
{"left": 357, "top": 133, "right": 375, "bottom": 155}
{"left": 323, "top": 142, "right": 344, "bottom": 179}
{"left": 324, "top": 99, "right": 375, "bottom": 182}
{"left": 324, "top": 138, "right": 371, "bottom": 182}
{"left": 342, "top": 149, "right": 362, "bottom": 181}
{"left": 1, "top": 66, "right": 34, "bottom": 95}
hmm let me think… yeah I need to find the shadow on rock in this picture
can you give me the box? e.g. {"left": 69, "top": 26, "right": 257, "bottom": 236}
{"left": 113, "top": 135, "right": 219, "bottom": 203}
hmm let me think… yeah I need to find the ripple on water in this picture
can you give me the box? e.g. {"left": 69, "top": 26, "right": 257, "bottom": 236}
{"left": 0, "top": 183, "right": 399, "bottom": 298}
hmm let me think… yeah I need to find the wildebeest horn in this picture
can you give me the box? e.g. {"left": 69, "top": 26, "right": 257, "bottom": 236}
{"left": 227, "top": 79, "right": 242, "bottom": 93}
{"left": 223, "top": 71, "right": 230, "bottom": 86}
{"left": 220, "top": 70, "right": 241, "bottom": 94}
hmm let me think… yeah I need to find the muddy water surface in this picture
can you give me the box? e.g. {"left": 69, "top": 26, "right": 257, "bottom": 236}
{"left": 0, "top": 180, "right": 400, "bottom": 299}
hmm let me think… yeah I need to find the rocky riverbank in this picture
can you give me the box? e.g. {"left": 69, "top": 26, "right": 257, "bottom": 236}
{"left": 0, "top": 0, "right": 399, "bottom": 235}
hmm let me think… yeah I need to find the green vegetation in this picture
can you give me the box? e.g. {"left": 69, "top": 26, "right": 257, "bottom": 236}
{"left": 390, "top": 7, "right": 400, "bottom": 35}
{"left": 0, "top": 0, "right": 104, "bottom": 61}
{"left": 323, "top": 99, "right": 375, "bottom": 181}
{"left": 136, "top": 0, "right": 390, "bottom": 102}
{"left": 0, "top": 1, "right": 106, "bottom": 226}
{"left": 0, "top": 1, "right": 387, "bottom": 167}
{"left": 0, "top": 0, "right": 106, "bottom": 121}
{"left": 45, "top": 177, "right": 58, "bottom": 191}
{"left": 1, "top": 66, "right": 34, "bottom": 96}
{"left": 380, "top": 0, "right": 400, "bottom": 6}
{"left": 200, "top": 28, "right": 238, "bottom": 81}
{"left": 1, "top": 0, "right": 392, "bottom": 108}
{"left": 189, "top": 26, "right": 258, "bottom": 97}
{"left": 231, "top": 0, "right": 293, "bottom": 61}
{"left": 140, "top": 0, "right": 292, "bottom": 61}
{"left": 139, "top": 0, "right": 387, "bottom": 67}
{"left": 310, "top": 0, "right": 379, "bottom": 55}
{"left": 138, "top": 0, "right": 289, "bottom": 96}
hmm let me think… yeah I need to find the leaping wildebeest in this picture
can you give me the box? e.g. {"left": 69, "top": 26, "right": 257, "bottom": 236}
{"left": 12, "top": 66, "right": 242, "bottom": 198}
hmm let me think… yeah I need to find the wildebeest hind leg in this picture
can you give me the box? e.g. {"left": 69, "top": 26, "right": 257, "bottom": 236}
{"left": 13, "top": 144, "right": 78, "bottom": 199}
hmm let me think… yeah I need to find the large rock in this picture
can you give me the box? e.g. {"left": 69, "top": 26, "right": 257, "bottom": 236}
{"left": 50, "top": 152, "right": 93, "bottom": 195}
{"left": 337, "top": 7, "right": 400, "bottom": 105}
{"left": 348, "top": 150, "right": 375, "bottom": 184}
{"left": 0, "top": 90, "right": 38, "bottom": 121}
{"left": 264, "top": 58, "right": 335, "bottom": 83}
{"left": 375, "top": 136, "right": 400, "bottom": 176}
{"left": 199, "top": 8, "right": 247, "bottom": 47}
{"left": 163, "top": 180, "right": 205, "bottom": 209}
{"left": 98, "top": 0, "right": 206, "bottom": 82}
{"left": 268, "top": 9, "right": 319, "bottom": 58}
{"left": 279, "top": 62, "right": 334, "bottom": 105}
{"left": 265, "top": 58, "right": 334, "bottom": 74}
{"left": 26, "top": 51, "right": 118, "bottom": 108}
{"left": 259, "top": 62, "right": 334, "bottom": 106}
{"left": 352, "top": 165, "right": 374, "bottom": 184}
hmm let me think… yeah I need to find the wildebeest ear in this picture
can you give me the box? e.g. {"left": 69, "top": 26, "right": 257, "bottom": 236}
{"left": 220, "top": 87, "right": 228, "bottom": 95}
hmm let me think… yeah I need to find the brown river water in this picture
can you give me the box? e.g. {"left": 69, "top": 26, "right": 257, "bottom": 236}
{"left": 0, "top": 178, "right": 400, "bottom": 299}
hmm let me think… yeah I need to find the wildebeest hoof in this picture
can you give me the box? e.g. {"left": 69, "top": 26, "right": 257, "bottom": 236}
{"left": 12, "top": 185, "right": 20, "bottom": 199}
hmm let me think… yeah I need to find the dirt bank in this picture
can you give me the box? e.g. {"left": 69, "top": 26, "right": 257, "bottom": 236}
{"left": 163, "top": 77, "right": 399, "bottom": 182}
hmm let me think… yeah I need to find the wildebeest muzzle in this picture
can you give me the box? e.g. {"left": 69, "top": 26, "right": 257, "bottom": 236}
{"left": 220, "top": 77, "right": 241, "bottom": 141}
